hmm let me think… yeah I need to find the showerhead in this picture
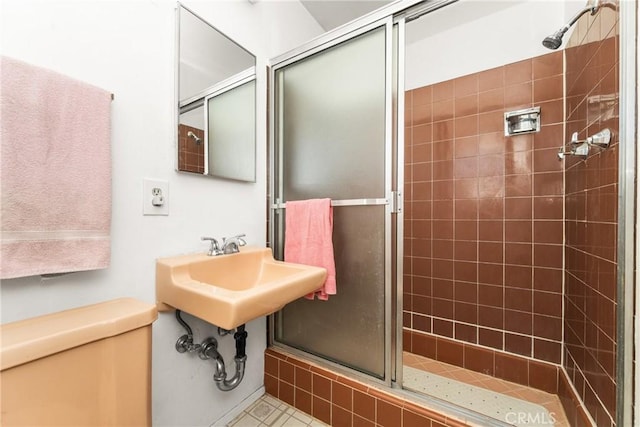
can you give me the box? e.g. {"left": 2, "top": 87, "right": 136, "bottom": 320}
{"left": 541, "top": 2, "right": 604, "bottom": 50}
{"left": 542, "top": 29, "right": 567, "bottom": 50}
{"left": 187, "top": 131, "right": 202, "bottom": 145}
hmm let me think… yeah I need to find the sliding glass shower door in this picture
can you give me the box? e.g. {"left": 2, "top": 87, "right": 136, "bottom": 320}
{"left": 270, "top": 21, "right": 394, "bottom": 380}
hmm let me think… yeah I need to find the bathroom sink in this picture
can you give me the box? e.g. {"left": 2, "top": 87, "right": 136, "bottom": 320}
{"left": 156, "top": 246, "right": 327, "bottom": 329}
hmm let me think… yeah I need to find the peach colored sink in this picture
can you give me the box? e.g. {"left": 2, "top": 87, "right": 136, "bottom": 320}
{"left": 156, "top": 246, "right": 326, "bottom": 329}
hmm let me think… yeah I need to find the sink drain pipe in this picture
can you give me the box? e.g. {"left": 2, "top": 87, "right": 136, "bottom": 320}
{"left": 202, "top": 324, "right": 247, "bottom": 391}
{"left": 174, "top": 311, "right": 247, "bottom": 392}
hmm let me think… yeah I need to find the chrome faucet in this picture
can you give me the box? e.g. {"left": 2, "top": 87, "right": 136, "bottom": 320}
{"left": 201, "top": 237, "right": 223, "bottom": 256}
{"left": 221, "top": 234, "right": 247, "bottom": 254}
{"left": 202, "top": 234, "right": 246, "bottom": 256}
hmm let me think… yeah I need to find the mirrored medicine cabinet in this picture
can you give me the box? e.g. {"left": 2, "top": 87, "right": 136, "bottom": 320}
{"left": 176, "top": 4, "right": 257, "bottom": 182}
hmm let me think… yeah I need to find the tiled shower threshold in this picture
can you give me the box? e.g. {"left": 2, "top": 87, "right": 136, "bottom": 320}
{"left": 404, "top": 352, "right": 569, "bottom": 426}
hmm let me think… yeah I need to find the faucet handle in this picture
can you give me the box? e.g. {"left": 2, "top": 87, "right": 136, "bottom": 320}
{"left": 201, "top": 236, "right": 222, "bottom": 256}
{"left": 220, "top": 234, "right": 247, "bottom": 255}
{"left": 224, "top": 234, "right": 247, "bottom": 246}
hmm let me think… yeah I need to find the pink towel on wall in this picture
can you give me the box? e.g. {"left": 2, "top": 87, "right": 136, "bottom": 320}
{"left": 0, "top": 56, "right": 112, "bottom": 279}
{"left": 284, "top": 199, "right": 336, "bottom": 300}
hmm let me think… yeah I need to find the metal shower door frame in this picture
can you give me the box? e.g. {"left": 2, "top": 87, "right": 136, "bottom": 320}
{"left": 268, "top": 16, "right": 396, "bottom": 386}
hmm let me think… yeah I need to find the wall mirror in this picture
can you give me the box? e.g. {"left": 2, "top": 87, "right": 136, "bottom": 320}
{"left": 177, "top": 4, "right": 257, "bottom": 182}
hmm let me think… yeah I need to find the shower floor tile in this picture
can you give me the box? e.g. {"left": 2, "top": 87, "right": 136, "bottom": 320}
{"left": 226, "top": 393, "right": 328, "bottom": 427}
{"left": 403, "top": 352, "right": 569, "bottom": 427}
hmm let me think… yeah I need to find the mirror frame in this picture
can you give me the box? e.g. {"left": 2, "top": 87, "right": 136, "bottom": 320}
{"left": 175, "top": 3, "right": 257, "bottom": 182}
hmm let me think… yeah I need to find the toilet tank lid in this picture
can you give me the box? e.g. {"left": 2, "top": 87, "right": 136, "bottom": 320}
{"left": 0, "top": 298, "right": 158, "bottom": 371}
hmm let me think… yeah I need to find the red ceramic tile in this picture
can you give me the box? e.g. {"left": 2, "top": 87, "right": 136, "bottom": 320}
{"left": 478, "top": 221, "right": 503, "bottom": 242}
{"left": 454, "top": 157, "right": 478, "bottom": 178}
{"left": 455, "top": 94, "right": 478, "bottom": 117}
{"left": 505, "top": 333, "right": 532, "bottom": 357}
{"left": 312, "top": 396, "right": 331, "bottom": 425}
{"left": 454, "top": 179, "right": 478, "bottom": 199}
{"left": 455, "top": 73, "right": 479, "bottom": 98}
{"left": 296, "top": 366, "right": 312, "bottom": 392}
{"left": 478, "top": 305, "right": 503, "bottom": 329}
{"left": 505, "top": 220, "right": 532, "bottom": 243}
{"left": 505, "top": 197, "right": 532, "bottom": 220}
{"left": 534, "top": 339, "right": 561, "bottom": 363}
{"left": 505, "top": 174, "right": 533, "bottom": 197}
{"left": 431, "top": 79, "right": 454, "bottom": 101}
{"left": 534, "top": 75, "right": 564, "bottom": 102}
{"left": 412, "top": 85, "right": 432, "bottom": 106}
{"left": 265, "top": 374, "right": 278, "bottom": 397}
{"left": 478, "top": 88, "right": 504, "bottom": 113}
{"left": 313, "top": 373, "right": 332, "bottom": 401}
{"left": 478, "top": 262, "right": 504, "bottom": 285}
{"left": 479, "top": 328, "right": 504, "bottom": 350}
{"left": 454, "top": 136, "right": 478, "bottom": 158}
{"left": 533, "top": 148, "right": 563, "bottom": 173}
{"left": 505, "top": 151, "right": 533, "bottom": 175}
{"left": 280, "top": 360, "right": 295, "bottom": 384}
{"left": 533, "top": 314, "right": 562, "bottom": 341}
{"left": 478, "top": 176, "right": 505, "bottom": 199}
{"left": 495, "top": 351, "right": 529, "bottom": 385}
{"left": 534, "top": 123, "right": 564, "bottom": 149}
{"left": 376, "top": 400, "right": 402, "bottom": 427}
{"left": 478, "top": 110, "right": 504, "bottom": 134}
{"left": 434, "top": 120, "right": 454, "bottom": 141}
{"left": 353, "top": 390, "right": 375, "bottom": 422}
{"left": 403, "top": 409, "right": 434, "bottom": 427}
{"left": 533, "top": 51, "right": 563, "bottom": 79}
{"left": 504, "top": 287, "right": 532, "bottom": 312}
{"left": 478, "top": 132, "right": 506, "bottom": 155}
{"left": 436, "top": 337, "right": 464, "bottom": 366}
{"left": 296, "top": 389, "right": 312, "bottom": 415}
{"left": 455, "top": 115, "right": 478, "bottom": 138}
{"left": 505, "top": 133, "right": 533, "bottom": 152}
{"left": 504, "top": 309, "right": 533, "bottom": 335}
{"left": 478, "top": 154, "right": 505, "bottom": 177}
{"left": 432, "top": 318, "right": 453, "bottom": 337}
{"left": 332, "top": 404, "right": 352, "bottom": 427}
{"left": 479, "top": 66, "right": 504, "bottom": 92}
{"left": 280, "top": 381, "right": 295, "bottom": 406}
{"left": 413, "top": 103, "right": 433, "bottom": 126}
{"left": 505, "top": 58, "right": 532, "bottom": 85}
{"left": 455, "top": 324, "right": 476, "bottom": 344}
{"left": 433, "top": 99, "right": 454, "bottom": 122}
{"left": 413, "top": 123, "right": 433, "bottom": 144}
{"left": 504, "top": 242, "right": 533, "bottom": 266}
{"left": 504, "top": 81, "right": 533, "bottom": 108}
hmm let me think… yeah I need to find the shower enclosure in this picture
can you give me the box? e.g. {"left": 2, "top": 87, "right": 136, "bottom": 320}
{"left": 268, "top": 0, "right": 635, "bottom": 425}
{"left": 270, "top": 20, "right": 395, "bottom": 381}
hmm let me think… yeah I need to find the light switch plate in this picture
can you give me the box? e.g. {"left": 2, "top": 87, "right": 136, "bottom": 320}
{"left": 143, "top": 178, "right": 169, "bottom": 216}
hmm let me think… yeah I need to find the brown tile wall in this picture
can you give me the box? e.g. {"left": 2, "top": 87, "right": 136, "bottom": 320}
{"left": 264, "top": 347, "right": 470, "bottom": 427}
{"left": 404, "top": 50, "right": 564, "bottom": 364}
{"left": 178, "top": 124, "right": 205, "bottom": 173}
{"left": 563, "top": 6, "right": 619, "bottom": 427}
{"left": 404, "top": 329, "right": 559, "bottom": 394}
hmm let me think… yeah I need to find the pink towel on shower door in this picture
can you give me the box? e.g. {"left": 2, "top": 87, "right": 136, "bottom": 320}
{"left": 284, "top": 199, "right": 336, "bottom": 300}
{"left": 0, "top": 56, "right": 112, "bottom": 279}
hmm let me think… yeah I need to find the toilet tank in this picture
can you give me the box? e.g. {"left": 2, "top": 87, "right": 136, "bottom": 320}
{"left": 0, "top": 298, "right": 158, "bottom": 426}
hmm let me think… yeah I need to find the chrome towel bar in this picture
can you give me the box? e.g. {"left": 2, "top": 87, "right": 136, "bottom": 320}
{"left": 271, "top": 198, "right": 388, "bottom": 209}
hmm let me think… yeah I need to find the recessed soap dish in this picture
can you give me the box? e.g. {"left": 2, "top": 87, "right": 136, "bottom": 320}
{"left": 504, "top": 107, "right": 541, "bottom": 136}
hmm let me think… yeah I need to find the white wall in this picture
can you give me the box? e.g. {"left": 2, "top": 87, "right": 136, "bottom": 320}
{"left": 405, "top": 0, "right": 585, "bottom": 89}
{"left": 0, "top": 1, "right": 322, "bottom": 426}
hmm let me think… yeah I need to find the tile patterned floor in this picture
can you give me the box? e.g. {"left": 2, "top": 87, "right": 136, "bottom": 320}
{"left": 227, "top": 393, "right": 328, "bottom": 427}
{"left": 404, "top": 352, "right": 570, "bottom": 427}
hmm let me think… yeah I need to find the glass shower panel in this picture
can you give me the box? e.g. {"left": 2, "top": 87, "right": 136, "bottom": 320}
{"left": 274, "top": 26, "right": 388, "bottom": 379}
{"left": 276, "top": 206, "right": 386, "bottom": 377}
{"left": 280, "top": 28, "right": 386, "bottom": 200}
